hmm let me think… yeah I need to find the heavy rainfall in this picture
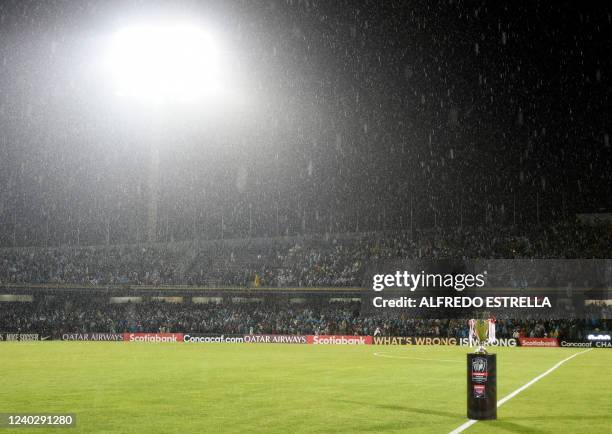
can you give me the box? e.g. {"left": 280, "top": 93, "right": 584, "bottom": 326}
{"left": 0, "top": 4, "right": 610, "bottom": 432}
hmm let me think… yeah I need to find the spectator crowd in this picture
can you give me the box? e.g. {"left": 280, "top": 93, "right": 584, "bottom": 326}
{"left": 1, "top": 221, "right": 610, "bottom": 340}
{"left": 0, "top": 296, "right": 608, "bottom": 339}
{"left": 1, "top": 220, "right": 612, "bottom": 288}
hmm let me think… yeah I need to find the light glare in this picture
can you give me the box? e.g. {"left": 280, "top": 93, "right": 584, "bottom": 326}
{"left": 107, "top": 23, "right": 220, "bottom": 103}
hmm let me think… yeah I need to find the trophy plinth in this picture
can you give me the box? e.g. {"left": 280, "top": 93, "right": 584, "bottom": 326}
{"left": 467, "top": 353, "right": 497, "bottom": 420}
{"left": 467, "top": 318, "right": 497, "bottom": 420}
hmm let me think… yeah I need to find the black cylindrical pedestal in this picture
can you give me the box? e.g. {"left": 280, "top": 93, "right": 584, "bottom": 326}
{"left": 467, "top": 353, "right": 497, "bottom": 420}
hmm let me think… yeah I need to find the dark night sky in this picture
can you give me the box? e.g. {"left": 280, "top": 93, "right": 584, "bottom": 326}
{"left": 0, "top": 1, "right": 611, "bottom": 246}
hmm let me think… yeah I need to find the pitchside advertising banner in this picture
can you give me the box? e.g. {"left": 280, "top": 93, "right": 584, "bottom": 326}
{"left": 518, "top": 337, "right": 559, "bottom": 347}
{"left": 0, "top": 333, "right": 50, "bottom": 341}
{"left": 307, "top": 335, "right": 372, "bottom": 345}
{"left": 186, "top": 335, "right": 369, "bottom": 344}
{"left": 184, "top": 334, "right": 245, "bottom": 343}
{"left": 183, "top": 334, "right": 308, "bottom": 343}
{"left": 244, "top": 335, "right": 307, "bottom": 344}
{"left": 560, "top": 339, "right": 612, "bottom": 349}
{"left": 371, "top": 336, "right": 518, "bottom": 347}
{"left": 362, "top": 259, "right": 612, "bottom": 319}
{"left": 4, "top": 333, "right": 610, "bottom": 347}
{"left": 123, "top": 333, "right": 184, "bottom": 342}
{"left": 61, "top": 333, "right": 124, "bottom": 341}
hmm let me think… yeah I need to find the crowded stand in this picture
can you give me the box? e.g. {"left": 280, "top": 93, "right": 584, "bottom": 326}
{"left": 1, "top": 220, "right": 610, "bottom": 340}
{"left": 0, "top": 297, "right": 608, "bottom": 339}
{"left": 1, "top": 220, "right": 612, "bottom": 288}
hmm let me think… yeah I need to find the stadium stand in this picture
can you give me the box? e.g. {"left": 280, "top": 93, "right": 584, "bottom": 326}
{"left": 1, "top": 221, "right": 611, "bottom": 287}
{"left": 0, "top": 221, "right": 610, "bottom": 338}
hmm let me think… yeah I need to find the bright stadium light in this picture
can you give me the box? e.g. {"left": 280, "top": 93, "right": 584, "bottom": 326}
{"left": 106, "top": 22, "right": 220, "bottom": 103}
{"left": 101, "top": 19, "right": 234, "bottom": 242}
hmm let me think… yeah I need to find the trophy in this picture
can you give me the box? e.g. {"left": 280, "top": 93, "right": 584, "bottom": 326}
{"left": 466, "top": 316, "right": 497, "bottom": 420}
{"left": 468, "top": 317, "right": 496, "bottom": 354}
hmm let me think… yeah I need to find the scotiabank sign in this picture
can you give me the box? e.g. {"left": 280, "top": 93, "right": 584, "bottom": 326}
{"left": 307, "top": 335, "right": 372, "bottom": 345}
{"left": 244, "top": 335, "right": 307, "bottom": 344}
{"left": 124, "top": 333, "right": 184, "bottom": 343}
{"left": 518, "top": 337, "right": 559, "bottom": 347}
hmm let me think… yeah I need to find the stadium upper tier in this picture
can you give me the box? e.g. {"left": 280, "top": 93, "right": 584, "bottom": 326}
{"left": 1, "top": 222, "right": 611, "bottom": 288}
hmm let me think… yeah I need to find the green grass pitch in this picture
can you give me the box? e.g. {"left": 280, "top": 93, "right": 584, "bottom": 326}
{"left": 1, "top": 343, "right": 610, "bottom": 433}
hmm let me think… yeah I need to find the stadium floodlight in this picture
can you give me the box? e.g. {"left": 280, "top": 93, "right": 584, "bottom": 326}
{"left": 106, "top": 22, "right": 220, "bottom": 103}
{"left": 103, "top": 20, "right": 228, "bottom": 242}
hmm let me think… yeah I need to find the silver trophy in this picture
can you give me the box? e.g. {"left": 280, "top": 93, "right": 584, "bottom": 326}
{"left": 468, "top": 318, "right": 496, "bottom": 354}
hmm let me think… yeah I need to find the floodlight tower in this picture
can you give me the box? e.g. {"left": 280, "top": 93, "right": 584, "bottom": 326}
{"left": 106, "top": 22, "right": 220, "bottom": 242}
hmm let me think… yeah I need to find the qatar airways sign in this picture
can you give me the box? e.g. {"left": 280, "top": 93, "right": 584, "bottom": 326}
{"left": 243, "top": 335, "right": 307, "bottom": 344}
{"left": 62, "top": 333, "right": 123, "bottom": 341}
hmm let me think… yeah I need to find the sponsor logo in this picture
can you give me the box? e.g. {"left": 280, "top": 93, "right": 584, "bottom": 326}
{"left": 560, "top": 340, "right": 612, "bottom": 349}
{"left": 124, "top": 333, "right": 184, "bottom": 343}
{"left": 62, "top": 333, "right": 124, "bottom": 341}
{"left": 459, "top": 338, "right": 517, "bottom": 347}
{"left": 243, "top": 335, "right": 307, "bottom": 344}
{"left": 372, "top": 336, "right": 457, "bottom": 345}
{"left": 587, "top": 334, "right": 611, "bottom": 341}
{"left": 184, "top": 334, "right": 245, "bottom": 343}
{"left": 0, "top": 333, "right": 40, "bottom": 341}
{"left": 471, "top": 357, "right": 488, "bottom": 384}
{"left": 518, "top": 337, "right": 559, "bottom": 347}
{"left": 307, "top": 335, "right": 373, "bottom": 345}
{"left": 372, "top": 336, "right": 516, "bottom": 346}
{"left": 560, "top": 340, "right": 591, "bottom": 348}
{"left": 373, "top": 336, "right": 411, "bottom": 345}
{"left": 473, "top": 384, "right": 486, "bottom": 399}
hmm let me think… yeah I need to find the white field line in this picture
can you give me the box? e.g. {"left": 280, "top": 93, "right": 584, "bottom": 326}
{"left": 373, "top": 351, "right": 462, "bottom": 363}
{"left": 448, "top": 348, "right": 593, "bottom": 434}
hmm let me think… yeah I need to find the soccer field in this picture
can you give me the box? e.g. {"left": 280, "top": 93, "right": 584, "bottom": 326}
{"left": 1, "top": 343, "right": 610, "bottom": 433}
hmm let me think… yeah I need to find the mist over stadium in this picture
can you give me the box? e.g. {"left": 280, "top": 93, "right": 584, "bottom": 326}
{"left": 0, "top": 1, "right": 611, "bottom": 433}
